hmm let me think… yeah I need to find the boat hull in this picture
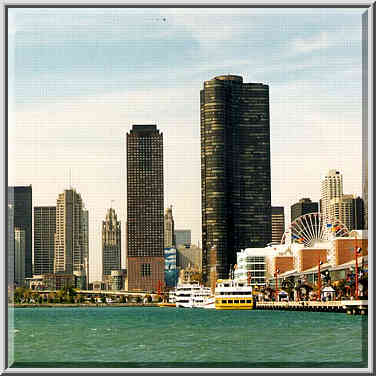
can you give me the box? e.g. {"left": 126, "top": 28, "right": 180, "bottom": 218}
{"left": 215, "top": 304, "right": 254, "bottom": 310}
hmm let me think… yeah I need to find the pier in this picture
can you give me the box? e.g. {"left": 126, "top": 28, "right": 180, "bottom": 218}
{"left": 255, "top": 300, "right": 368, "bottom": 315}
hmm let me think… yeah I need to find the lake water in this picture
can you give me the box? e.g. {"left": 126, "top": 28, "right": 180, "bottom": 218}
{"left": 10, "top": 307, "right": 367, "bottom": 368}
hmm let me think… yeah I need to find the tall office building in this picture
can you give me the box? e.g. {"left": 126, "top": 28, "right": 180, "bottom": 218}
{"left": 353, "top": 196, "right": 365, "bottom": 230}
{"left": 127, "top": 124, "right": 164, "bottom": 291}
{"left": 34, "top": 206, "right": 56, "bottom": 275}
{"left": 174, "top": 230, "right": 191, "bottom": 247}
{"left": 200, "top": 75, "right": 271, "bottom": 285}
{"left": 271, "top": 207, "right": 285, "bottom": 244}
{"left": 291, "top": 198, "right": 319, "bottom": 222}
{"left": 54, "top": 189, "right": 84, "bottom": 275}
{"left": 102, "top": 208, "right": 121, "bottom": 279}
{"left": 10, "top": 186, "right": 32, "bottom": 278}
{"left": 8, "top": 188, "right": 14, "bottom": 286}
{"left": 164, "top": 206, "right": 175, "bottom": 248}
{"left": 82, "top": 209, "right": 89, "bottom": 288}
{"left": 320, "top": 170, "right": 343, "bottom": 225}
{"left": 14, "top": 228, "right": 26, "bottom": 286}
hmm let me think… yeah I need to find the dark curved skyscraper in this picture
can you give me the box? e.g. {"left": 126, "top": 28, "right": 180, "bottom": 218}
{"left": 200, "top": 75, "right": 271, "bottom": 286}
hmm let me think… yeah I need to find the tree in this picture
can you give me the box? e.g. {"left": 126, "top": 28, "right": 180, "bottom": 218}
{"left": 56, "top": 289, "right": 65, "bottom": 303}
{"left": 47, "top": 292, "right": 55, "bottom": 303}
{"left": 14, "top": 287, "right": 28, "bottom": 303}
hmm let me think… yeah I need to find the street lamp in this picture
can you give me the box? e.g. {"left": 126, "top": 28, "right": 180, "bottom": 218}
{"left": 274, "top": 268, "right": 280, "bottom": 301}
{"left": 317, "top": 260, "right": 323, "bottom": 301}
{"left": 353, "top": 232, "right": 362, "bottom": 300}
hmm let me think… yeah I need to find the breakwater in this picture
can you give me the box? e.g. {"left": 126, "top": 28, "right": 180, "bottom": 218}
{"left": 256, "top": 300, "right": 368, "bottom": 315}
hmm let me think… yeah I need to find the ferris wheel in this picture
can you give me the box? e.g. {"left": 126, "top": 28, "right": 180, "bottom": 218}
{"left": 281, "top": 212, "right": 350, "bottom": 247}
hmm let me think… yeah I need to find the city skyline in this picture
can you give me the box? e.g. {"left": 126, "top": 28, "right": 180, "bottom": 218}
{"left": 8, "top": 8, "right": 364, "bottom": 282}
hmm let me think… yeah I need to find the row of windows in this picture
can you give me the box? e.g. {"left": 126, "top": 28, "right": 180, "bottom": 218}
{"left": 141, "top": 263, "right": 151, "bottom": 276}
{"left": 218, "top": 291, "right": 252, "bottom": 295}
{"left": 216, "top": 299, "right": 252, "bottom": 304}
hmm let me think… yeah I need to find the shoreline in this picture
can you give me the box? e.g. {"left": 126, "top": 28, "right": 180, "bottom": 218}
{"left": 11, "top": 303, "right": 160, "bottom": 308}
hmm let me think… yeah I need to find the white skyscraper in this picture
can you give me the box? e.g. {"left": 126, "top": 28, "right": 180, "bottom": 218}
{"left": 320, "top": 170, "right": 343, "bottom": 225}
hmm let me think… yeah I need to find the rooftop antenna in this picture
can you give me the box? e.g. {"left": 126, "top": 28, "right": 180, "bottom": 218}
{"left": 69, "top": 168, "right": 72, "bottom": 189}
{"left": 111, "top": 200, "right": 115, "bottom": 209}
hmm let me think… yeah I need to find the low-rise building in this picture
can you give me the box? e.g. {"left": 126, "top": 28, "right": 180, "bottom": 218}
{"left": 234, "top": 248, "right": 279, "bottom": 286}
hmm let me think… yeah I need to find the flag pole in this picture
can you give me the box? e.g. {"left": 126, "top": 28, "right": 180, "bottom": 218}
{"left": 355, "top": 233, "right": 359, "bottom": 300}
{"left": 317, "top": 259, "right": 322, "bottom": 301}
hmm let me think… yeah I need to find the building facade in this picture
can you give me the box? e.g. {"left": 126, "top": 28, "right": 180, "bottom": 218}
{"left": 201, "top": 75, "right": 271, "bottom": 285}
{"left": 164, "top": 247, "right": 178, "bottom": 287}
{"left": 82, "top": 209, "right": 89, "bottom": 288}
{"left": 291, "top": 198, "right": 319, "bottom": 222}
{"left": 14, "top": 228, "right": 26, "bottom": 286}
{"left": 174, "top": 230, "right": 191, "bottom": 247}
{"left": 176, "top": 244, "right": 202, "bottom": 271}
{"left": 34, "top": 206, "right": 56, "bottom": 275}
{"left": 127, "top": 124, "right": 164, "bottom": 291}
{"left": 10, "top": 186, "right": 32, "bottom": 278}
{"left": 352, "top": 196, "right": 365, "bottom": 230}
{"left": 328, "top": 194, "right": 354, "bottom": 231}
{"left": 271, "top": 206, "right": 285, "bottom": 244}
{"left": 102, "top": 208, "right": 121, "bottom": 279}
{"left": 234, "top": 248, "right": 279, "bottom": 286}
{"left": 320, "top": 170, "right": 343, "bottom": 225}
{"left": 8, "top": 189, "right": 14, "bottom": 286}
{"left": 164, "top": 206, "right": 175, "bottom": 248}
{"left": 54, "top": 189, "right": 84, "bottom": 275}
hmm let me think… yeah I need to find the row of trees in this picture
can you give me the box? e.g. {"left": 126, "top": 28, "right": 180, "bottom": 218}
{"left": 11, "top": 287, "right": 158, "bottom": 304}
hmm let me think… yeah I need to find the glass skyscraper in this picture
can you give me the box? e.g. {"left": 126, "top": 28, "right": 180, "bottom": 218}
{"left": 10, "top": 186, "right": 32, "bottom": 278}
{"left": 200, "top": 75, "right": 271, "bottom": 286}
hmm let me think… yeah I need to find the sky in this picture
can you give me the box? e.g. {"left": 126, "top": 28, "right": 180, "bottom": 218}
{"left": 8, "top": 7, "right": 366, "bottom": 282}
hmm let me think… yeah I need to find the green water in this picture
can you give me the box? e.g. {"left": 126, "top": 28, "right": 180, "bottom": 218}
{"left": 11, "top": 307, "right": 367, "bottom": 368}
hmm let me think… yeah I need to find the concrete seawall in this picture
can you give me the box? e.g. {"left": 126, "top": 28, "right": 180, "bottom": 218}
{"left": 255, "top": 300, "right": 368, "bottom": 315}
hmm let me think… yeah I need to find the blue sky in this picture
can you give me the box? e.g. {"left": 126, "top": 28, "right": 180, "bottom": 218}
{"left": 8, "top": 7, "right": 366, "bottom": 282}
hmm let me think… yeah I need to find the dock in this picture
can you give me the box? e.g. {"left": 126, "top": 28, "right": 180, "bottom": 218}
{"left": 255, "top": 300, "right": 368, "bottom": 315}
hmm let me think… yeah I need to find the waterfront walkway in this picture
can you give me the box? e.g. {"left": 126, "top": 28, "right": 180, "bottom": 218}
{"left": 256, "top": 300, "right": 368, "bottom": 315}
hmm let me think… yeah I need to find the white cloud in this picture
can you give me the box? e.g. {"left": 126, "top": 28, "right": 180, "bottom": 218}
{"left": 290, "top": 28, "right": 361, "bottom": 55}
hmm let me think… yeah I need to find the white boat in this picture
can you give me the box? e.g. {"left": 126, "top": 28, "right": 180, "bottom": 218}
{"left": 203, "top": 295, "right": 216, "bottom": 309}
{"left": 175, "top": 282, "right": 212, "bottom": 308}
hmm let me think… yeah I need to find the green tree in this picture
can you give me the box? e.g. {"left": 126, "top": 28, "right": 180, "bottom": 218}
{"left": 14, "top": 287, "right": 27, "bottom": 303}
{"left": 56, "top": 289, "right": 65, "bottom": 303}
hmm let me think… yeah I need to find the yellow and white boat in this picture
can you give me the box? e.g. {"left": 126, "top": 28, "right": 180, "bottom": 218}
{"left": 214, "top": 279, "right": 255, "bottom": 310}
